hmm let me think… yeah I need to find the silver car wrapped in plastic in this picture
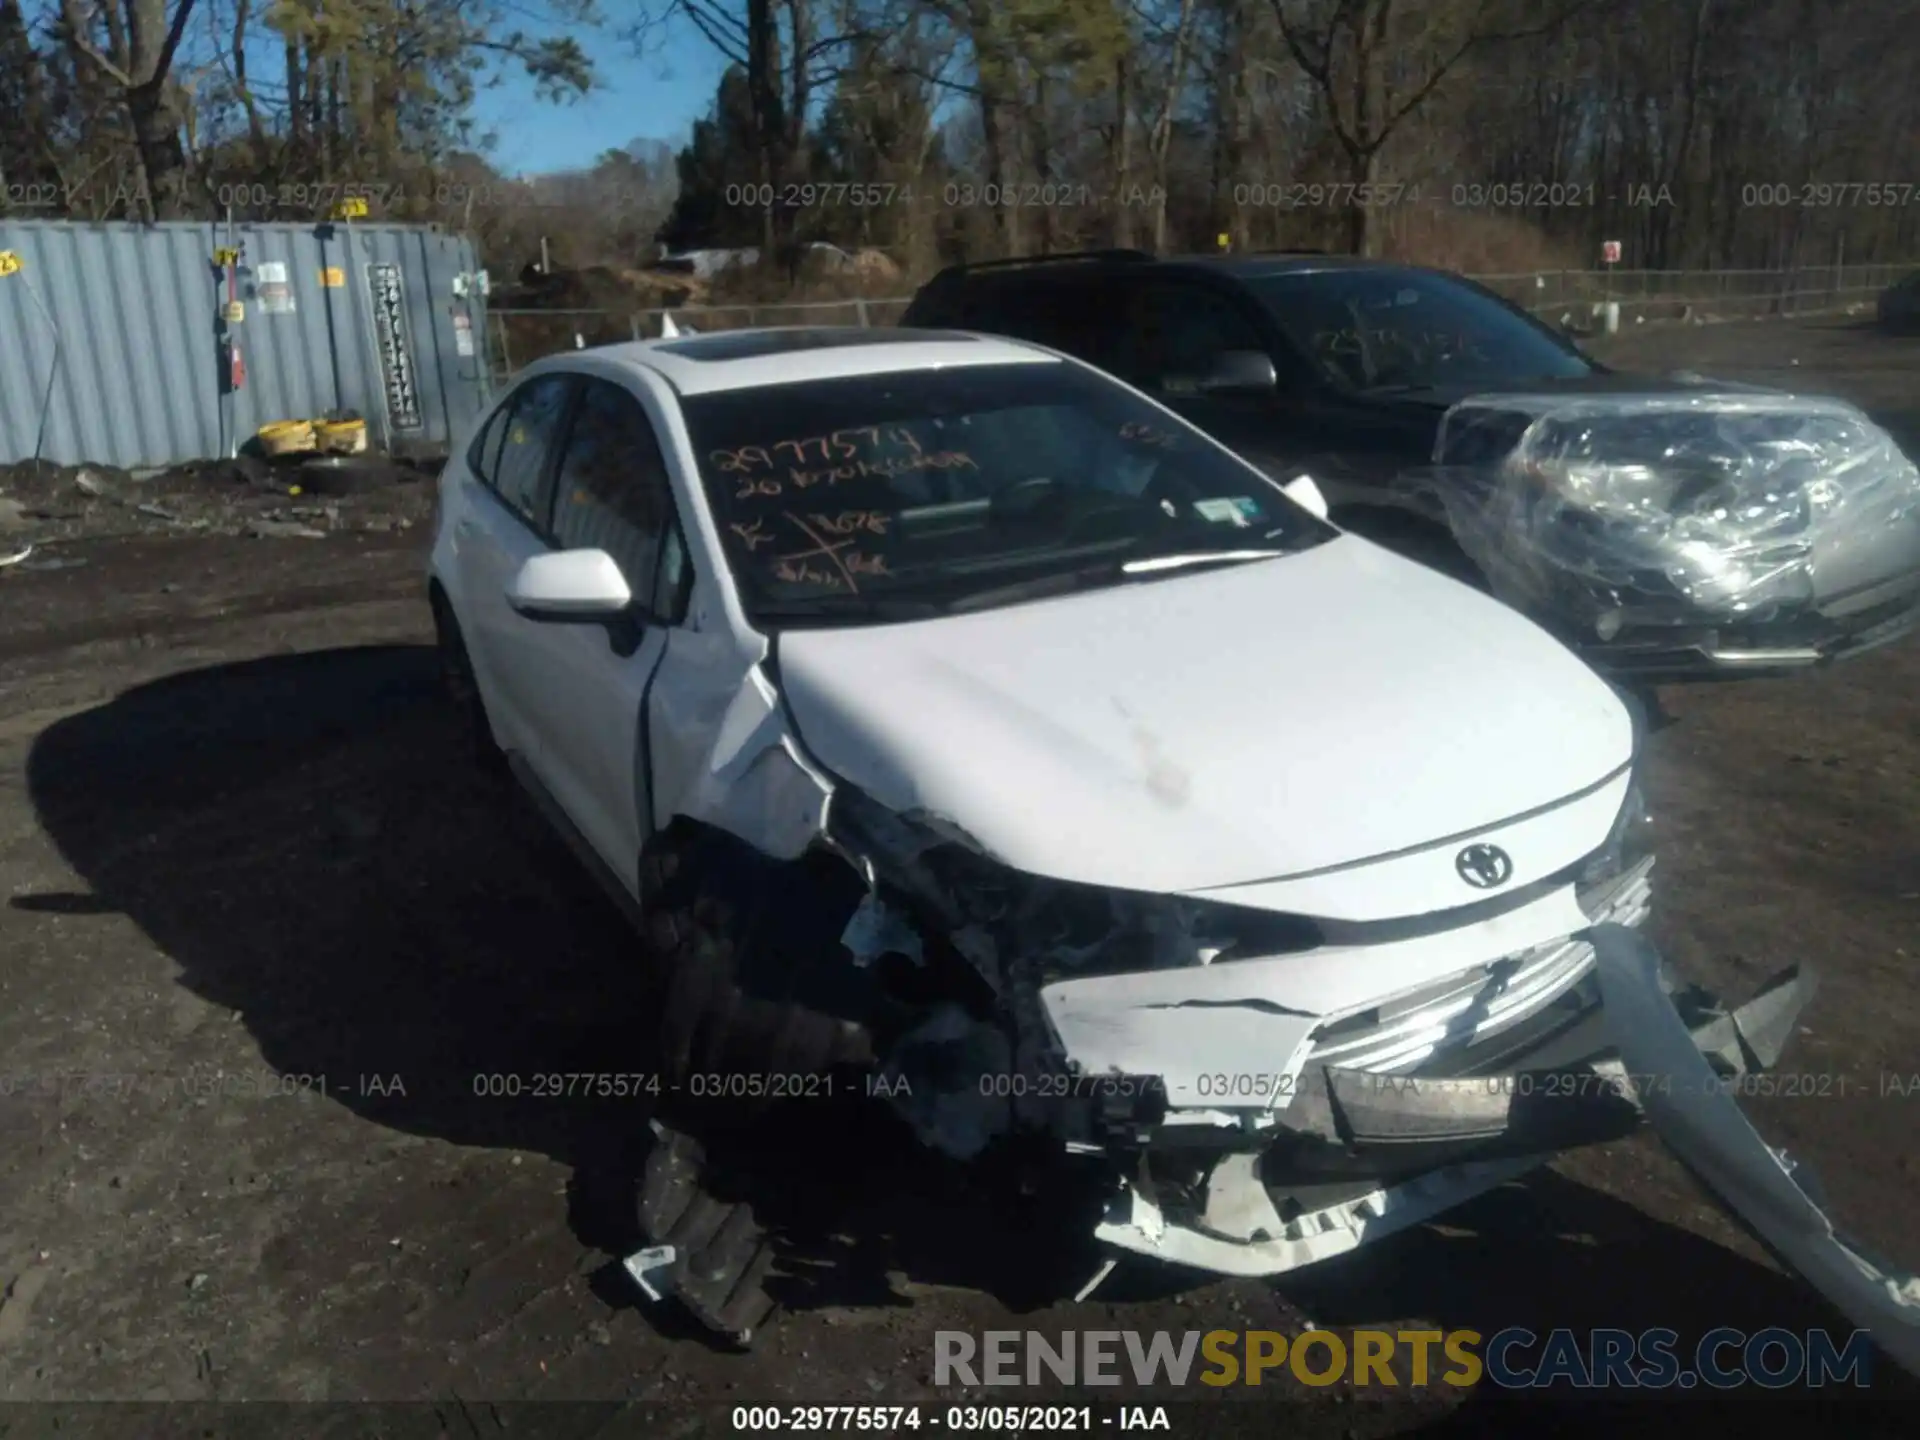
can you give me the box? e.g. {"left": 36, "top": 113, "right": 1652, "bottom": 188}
{"left": 1399, "top": 391, "right": 1920, "bottom": 676}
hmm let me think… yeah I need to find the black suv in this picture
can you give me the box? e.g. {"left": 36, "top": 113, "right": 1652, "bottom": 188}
{"left": 903, "top": 249, "right": 1920, "bottom": 681}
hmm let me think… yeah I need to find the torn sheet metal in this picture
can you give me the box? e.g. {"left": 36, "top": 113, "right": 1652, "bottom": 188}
{"left": 622, "top": 1244, "right": 677, "bottom": 1302}
{"left": 645, "top": 629, "right": 833, "bottom": 859}
{"left": 1095, "top": 1153, "right": 1545, "bottom": 1276}
{"left": 1406, "top": 393, "right": 1920, "bottom": 629}
{"left": 1591, "top": 923, "right": 1920, "bottom": 1377}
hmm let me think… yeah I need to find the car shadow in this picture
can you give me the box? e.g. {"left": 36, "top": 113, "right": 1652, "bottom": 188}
{"left": 1276, "top": 1167, "right": 1916, "bottom": 1431}
{"left": 19, "top": 645, "right": 1919, "bottom": 1405}
{"left": 17, "top": 645, "right": 1121, "bottom": 1327}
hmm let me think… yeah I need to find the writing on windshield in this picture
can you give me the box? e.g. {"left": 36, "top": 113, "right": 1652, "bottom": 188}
{"left": 679, "top": 364, "right": 1336, "bottom": 620}
{"left": 728, "top": 509, "right": 896, "bottom": 593}
{"left": 711, "top": 427, "right": 979, "bottom": 502}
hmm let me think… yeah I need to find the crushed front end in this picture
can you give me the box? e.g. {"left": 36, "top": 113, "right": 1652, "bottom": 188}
{"left": 829, "top": 781, "right": 1679, "bottom": 1264}
{"left": 823, "top": 780, "right": 1920, "bottom": 1373}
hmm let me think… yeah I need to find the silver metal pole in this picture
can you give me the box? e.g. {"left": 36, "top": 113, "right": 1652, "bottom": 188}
{"left": 227, "top": 207, "right": 238, "bottom": 459}
{"left": 24, "top": 275, "right": 61, "bottom": 465}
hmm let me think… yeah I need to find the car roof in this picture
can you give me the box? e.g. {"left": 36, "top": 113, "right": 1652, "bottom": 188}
{"left": 529, "top": 326, "right": 1060, "bottom": 397}
{"left": 1170, "top": 254, "right": 1429, "bottom": 279}
{"left": 933, "top": 252, "right": 1435, "bottom": 289}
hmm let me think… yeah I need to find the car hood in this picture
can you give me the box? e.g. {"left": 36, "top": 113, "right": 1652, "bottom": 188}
{"left": 1373, "top": 369, "right": 1778, "bottom": 418}
{"left": 773, "top": 535, "right": 1634, "bottom": 897}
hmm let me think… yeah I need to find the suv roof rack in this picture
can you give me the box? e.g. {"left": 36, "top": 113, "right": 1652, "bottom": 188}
{"left": 927, "top": 248, "right": 1156, "bottom": 283}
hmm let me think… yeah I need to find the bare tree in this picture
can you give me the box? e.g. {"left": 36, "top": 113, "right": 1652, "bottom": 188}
{"left": 58, "top": 0, "right": 199, "bottom": 216}
{"left": 1268, "top": 0, "right": 1591, "bottom": 254}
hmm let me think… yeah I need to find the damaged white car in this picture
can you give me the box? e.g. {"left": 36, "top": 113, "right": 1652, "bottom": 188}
{"left": 427, "top": 327, "right": 1919, "bottom": 1367}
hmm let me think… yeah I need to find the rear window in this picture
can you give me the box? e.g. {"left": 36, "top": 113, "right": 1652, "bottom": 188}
{"left": 678, "top": 361, "right": 1334, "bottom": 625}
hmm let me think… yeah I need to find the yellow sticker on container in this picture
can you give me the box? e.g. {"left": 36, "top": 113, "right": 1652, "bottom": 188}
{"left": 0, "top": 250, "right": 25, "bottom": 277}
{"left": 320, "top": 267, "right": 345, "bottom": 287}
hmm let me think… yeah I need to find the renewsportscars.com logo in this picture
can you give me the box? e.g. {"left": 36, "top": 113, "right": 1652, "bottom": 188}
{"left": 933, "top": 1327, "right": 1876, "bottom": 1390}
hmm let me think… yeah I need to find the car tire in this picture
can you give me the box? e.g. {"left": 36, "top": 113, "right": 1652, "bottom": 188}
{"left": 431, "top": 593, "right": 504, "bottom": 775}
{"left": 640, "top": 836, "right": 874, "bottom": 1129}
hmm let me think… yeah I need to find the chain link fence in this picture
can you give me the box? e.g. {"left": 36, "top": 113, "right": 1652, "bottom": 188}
{"left": 485, "top": 266, "right": 1911, "bottom": 385}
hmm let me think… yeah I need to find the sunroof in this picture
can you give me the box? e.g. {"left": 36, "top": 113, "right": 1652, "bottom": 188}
{"left": 653, "top": 327, "right": 978, "bottom": 361}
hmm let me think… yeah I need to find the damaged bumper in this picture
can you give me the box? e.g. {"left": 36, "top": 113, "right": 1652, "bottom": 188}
{"left": 1093, "top": 923, "right": 1920, "bottom": 1375}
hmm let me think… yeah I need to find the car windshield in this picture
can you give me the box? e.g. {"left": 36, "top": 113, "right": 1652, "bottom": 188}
{"left": 1245, "top": 269, "right": 1594, "bottom": 391}
{"left": 679, "top": 361, "right": 1336, "bottom": 624}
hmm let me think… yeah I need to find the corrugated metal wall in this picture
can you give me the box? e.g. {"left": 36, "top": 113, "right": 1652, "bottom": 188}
{"left": 0, "top": 219, "right": 492, "bottom": 470}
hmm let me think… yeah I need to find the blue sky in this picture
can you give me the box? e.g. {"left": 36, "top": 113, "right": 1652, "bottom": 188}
{"left": 469, "top": 20, "right": 728, "bottom": 175}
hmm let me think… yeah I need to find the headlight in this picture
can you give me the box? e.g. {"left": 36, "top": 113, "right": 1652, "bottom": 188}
{"left": 1518, "top": 456, "right": 1687, "bottom": 518}
{"left": 1576, "top": 772, "right": 1654, "bottom": 905}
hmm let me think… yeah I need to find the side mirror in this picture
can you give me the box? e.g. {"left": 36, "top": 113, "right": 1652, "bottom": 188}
{"left": 1199, "top": 350, "right": 1279, "bottom": 394}
{"left": 508, "top": 549, "right": 633, "bottom": 621}
{"left": 1280, "top": 474, "right": 1330, "bottom": 521}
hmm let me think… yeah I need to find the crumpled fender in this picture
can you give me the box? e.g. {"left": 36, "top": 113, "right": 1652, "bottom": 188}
{"left": 1592, "top": 923, "right": 1920, "bottom": 1377}
{"left": 645, "top": 627, "right": 834, "bottom": 859}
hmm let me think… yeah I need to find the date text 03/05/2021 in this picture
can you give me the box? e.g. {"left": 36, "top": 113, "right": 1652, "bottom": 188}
{"left": 729, "top": 1406, "right": 1172, "bottom": 1433}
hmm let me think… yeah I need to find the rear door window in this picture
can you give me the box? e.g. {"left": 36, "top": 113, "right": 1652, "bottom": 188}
{"left": 490, "top": 375, "right": 574, "bottom": 527}
{"left": 950, "top": 276, "right": 1121, "bottom": 366}
{"left": 1112, "top": 281, "right": 1269, "bottom": 391}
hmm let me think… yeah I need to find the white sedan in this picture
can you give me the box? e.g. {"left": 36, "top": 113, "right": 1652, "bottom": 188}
{"left": 426, "top": 326, "right": 1913, "bottom": 1365}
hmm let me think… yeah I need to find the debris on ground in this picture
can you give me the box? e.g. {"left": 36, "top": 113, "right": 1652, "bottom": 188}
{"left": 247, "top": 519, "right": 329, "bottom": 540}
{"left": 0, "top": 452, "right": 438, "bottom": 548}
{"left": 627, "top": 1121, "right": 780, "bottom": 1347}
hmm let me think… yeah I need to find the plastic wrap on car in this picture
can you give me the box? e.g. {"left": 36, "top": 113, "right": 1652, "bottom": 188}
{"left": 1395, "top": 393, "right": 1920, "bottom": 627}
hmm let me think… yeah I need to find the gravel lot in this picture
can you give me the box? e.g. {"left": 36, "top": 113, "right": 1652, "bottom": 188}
{"left": 1, "top": 317, "right": 1917, "bottom": 1438}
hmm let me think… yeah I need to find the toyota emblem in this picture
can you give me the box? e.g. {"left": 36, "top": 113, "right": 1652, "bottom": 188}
{"left": 1455, "top": 843, "right": 1514, "bottom": 889}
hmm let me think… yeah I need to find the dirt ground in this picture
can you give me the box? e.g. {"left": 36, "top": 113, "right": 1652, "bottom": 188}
{"left": 1, "top": 317, "right": 1918, "bottom": 1438}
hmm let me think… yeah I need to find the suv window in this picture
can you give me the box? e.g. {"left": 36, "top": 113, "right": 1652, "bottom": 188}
{"left": 911, "top": 272, "right": 1132, "bottom": 375}
{"left": 1112, "top": 281, "right": 1268, "bottom": 391}
{"left": 549, "top": 378, "right": 682, "bottom": 617}
{"left": 980, "top": 277, "right": 1127, "bottom": 363}
{"left": 492, "top": 375, "right": 574, "bottom": 525}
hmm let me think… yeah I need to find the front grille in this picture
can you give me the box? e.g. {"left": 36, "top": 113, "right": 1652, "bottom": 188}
{"left": 1300, "top": 857, "right": 1653, "bottom": 1075}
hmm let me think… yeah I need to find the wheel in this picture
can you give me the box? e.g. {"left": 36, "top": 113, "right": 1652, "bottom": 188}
{"left": 640, "top": 835, "right": 874, "bottom": 1129}
{"left": 431, "top": 593, "right": 504, "bottom": 774}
